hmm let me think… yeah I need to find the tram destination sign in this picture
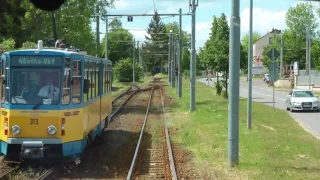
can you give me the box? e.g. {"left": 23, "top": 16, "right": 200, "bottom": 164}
{"left": 10, "top": 56, "right": 63, "bottom": 66}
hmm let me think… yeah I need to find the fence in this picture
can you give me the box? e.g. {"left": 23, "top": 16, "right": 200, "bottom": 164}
{"left": 296, "top": 70, "right": 320, "bottom": 87}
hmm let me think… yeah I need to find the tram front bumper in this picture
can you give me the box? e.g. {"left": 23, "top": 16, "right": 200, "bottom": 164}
{"left": 21, "top": 141, "right": 44, "bottom": 159}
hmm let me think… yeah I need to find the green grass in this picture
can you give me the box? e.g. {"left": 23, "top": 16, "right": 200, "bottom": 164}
{"left": 165, "top": 78, "right": 320, "bottom": 179}
{"left": 112, "top": 81, "right": 130, "bottom": 99}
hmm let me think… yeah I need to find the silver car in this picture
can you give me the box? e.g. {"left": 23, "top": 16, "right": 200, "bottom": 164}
{"left": 286, "top": 89, "right": 319, "bottom": 112}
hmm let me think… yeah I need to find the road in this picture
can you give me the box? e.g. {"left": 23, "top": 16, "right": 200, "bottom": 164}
{"left": 198, "top": 77, "right": 320, "bottom": 139}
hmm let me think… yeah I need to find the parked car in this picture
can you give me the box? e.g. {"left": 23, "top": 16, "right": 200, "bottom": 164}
{"left": 263, "top": 73, "right": 269, "bottom": 83}
{"left": 286, "top": 89, "right": 319, "bottom": 112}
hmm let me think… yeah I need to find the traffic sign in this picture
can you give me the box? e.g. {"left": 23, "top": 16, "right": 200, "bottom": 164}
{"left": 128, "top": 16, "right": 133, "bottom": 22}
{"left": 268, "top": 62, "right": 279, "bottom": 82}
{"left": 267, "top": 48, "right": 280, "bottom": 60}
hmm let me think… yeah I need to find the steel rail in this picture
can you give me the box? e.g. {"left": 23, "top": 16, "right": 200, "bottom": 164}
{"left": 108, "top": 87, "right": 140, "bottom": 124}
{"left": 36, "top": 165, "right": 59, "bottom": 180}
{"left": 126, "top": 86, "right": 154, "bottom": 180}
{"left": 0, "top": 166, "right": 20, "bottom": 179}
{"left": 160, "top": 83, "right": 178, "bottom": 180}
{"left": 112, "top": 86, "right": 133, "bottom": 104}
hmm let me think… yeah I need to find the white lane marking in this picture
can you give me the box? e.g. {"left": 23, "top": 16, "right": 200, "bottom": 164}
{"left": 240, "top": 88, "right": 286, "bottom": 101}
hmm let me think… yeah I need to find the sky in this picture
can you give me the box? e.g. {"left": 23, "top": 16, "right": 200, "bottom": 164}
{"left": 92, "top": 0, "right": 320, "bottom": 50}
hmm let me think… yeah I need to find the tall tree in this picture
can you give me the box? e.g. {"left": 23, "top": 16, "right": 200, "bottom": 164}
{"left": 143, "top": 10, "right": 168, "bottom": 74}
{"left": 100, "top": 18, "right": 134, "bottom": 64}
{"left": 0, "top": 0, "right": 116, "bottom": 55}
{"left": 240, "top": 32, "right": 261, "bottom": 73}
{"left": 261, "top": 3, "right": 317, "bottom": 70}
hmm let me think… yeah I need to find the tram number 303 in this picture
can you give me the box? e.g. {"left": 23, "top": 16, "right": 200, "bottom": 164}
{"left": 30, "top": 118, "right": 39, "bottom": 125}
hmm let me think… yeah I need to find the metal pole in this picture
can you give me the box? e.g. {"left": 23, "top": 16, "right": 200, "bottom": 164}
{"left": 228, "top": 0, "right": 240, "bottom": 168}
{"left": 272, "top": 46, "right": 275, "bottom": 110}
{"left": 190, "top": 0, "right": 196, "bottom": 112}
{"left": 138, "top": 41, "right": 140, "bottom": 79}
{"left": 105, "top": 16, "right": 108, "bottom": 60}
{"left": 172, "top": 29, "right": 175, "bottom": 88}
{"left": 169, "top": 32, "right": 172, "bottom": 85}
{"left": 133, "top": 38, "right": 135, "bottom": 83}
{"left": 178, "top": 8, "right": 182, "bottom": 98}
{"left": 306, "top": 25, "right": 309, "bottom": 75}
{"left": 51, "top": 11, "right": 58, "bottom": 41}
{"left": 142, "top": 45, "right": 144, "bottom": 79}
{"left": 96, "top": 5, "right": 100, "bottom": 57}
{"left": 280, "top": 32, "right": 283, "bottom": 77}
{"left": 247, "top": 0, "right": 253, "bottom": 130}
{"left": 308, "top": 28, "right": 311, "bottom": 90}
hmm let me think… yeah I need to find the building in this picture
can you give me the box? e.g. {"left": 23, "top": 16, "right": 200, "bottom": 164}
{"left": 252, "top": 28, "right": 281, "bottom": 68}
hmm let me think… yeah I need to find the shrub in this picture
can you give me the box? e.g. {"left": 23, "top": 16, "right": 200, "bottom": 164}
{"left": 0, "top": 38, "right": 15, "bottom": 52}
{"left": 113, "top": 58, "right": 142, "bottom": 82}
{"left": 21, "top": 41, "right": 36, "bottom": 49}
{"left": 214, "top": 81, "right": 223, "bottom": 95}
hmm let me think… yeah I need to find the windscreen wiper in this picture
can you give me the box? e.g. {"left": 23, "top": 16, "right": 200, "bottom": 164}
{"left": 32, "top": 90, "right": 56, "bottom": 110}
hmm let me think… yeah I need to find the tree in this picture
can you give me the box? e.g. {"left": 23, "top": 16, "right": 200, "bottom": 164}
{"left": 143, "top": 10, "right": 169, "bottom": 74}
{"left": 0, "top": 1, "right": 28, "bottom": 48}
{"left": 199, "top": 16, "right": 219, "bottom": 72}
{"left": 286, "top": 3, "right": 317, "bottom": 38}
{"left": 240, "top": 32, "right": 261, "bottom": 72}
{"left": 113, "top": 58, "right": 142, "bottom": 82}
{"left": 261, "top": 3, "right": 317, "bottom": 71}
{"left": 165, "top": 22, "right": 191, "bottom": 47}
{"left": 100, "top": 18, "right": 134, "bottom": 64}
{"left": 0, "top": 0, "right": 116, "bottom": 55}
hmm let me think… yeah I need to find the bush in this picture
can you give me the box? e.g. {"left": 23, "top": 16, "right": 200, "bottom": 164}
{"left": 0, "top": 38, "right": 15, "bottom": 52}
{"left": 214, "top": 81, "right": 223, "bottom": 95}
{"left": 21, "top": 41, "right": 36, "bottom": 49}
{"left": 114, "top": 58, "right": 142, "bottom": 82}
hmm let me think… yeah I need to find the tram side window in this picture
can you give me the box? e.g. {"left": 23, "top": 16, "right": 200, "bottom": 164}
{"left": 72, "top": 60, "right": 82, "bottom": 104}
{"left": 62, "top": 58, "right": 71, "bottom": 105}
{"left": 1, "top": 58, "right": 8, "bottom": 104}
{"left": 93, "top": 63, "right": 97, "bottom": 98}
{"left": 108, "top": 65, "right": 111, "bottom": 92}
{"left": 84, "top": 61, "right": 90, "bottom": 102}
{"left": 105, "top": 64, "right": 108, "bottom": 93}
{"left": 96, "top": 62, "right": 100, "bottom": 96}
{"left": 89, "top": 62, "right": 94, "bottom": 99}
{"left": 102, "top": 64, "right": 105, "bottom": 94}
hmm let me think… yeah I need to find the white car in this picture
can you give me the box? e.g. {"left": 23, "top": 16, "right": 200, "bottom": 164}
{"left": 286, "top": 89, "right": 319, "bottom": 112}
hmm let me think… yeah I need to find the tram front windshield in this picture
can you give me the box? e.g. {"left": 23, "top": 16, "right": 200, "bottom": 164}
{"left": 10, "top": 68, "right": 62, "bottom": 105}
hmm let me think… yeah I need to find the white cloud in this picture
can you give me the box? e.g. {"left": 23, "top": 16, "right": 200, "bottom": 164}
{"left": 185, "top": 22, "right": 211, "bottom": 48}
{"left": 240, "top": 8, "right": 287, "bottom": 37}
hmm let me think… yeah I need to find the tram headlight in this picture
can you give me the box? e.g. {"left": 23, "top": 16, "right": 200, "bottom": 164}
{"left": 47, "top": 125, "right": 57, "bottom": 135}
{"left": 11, "top": 125, "right": 21, "bottom": 135}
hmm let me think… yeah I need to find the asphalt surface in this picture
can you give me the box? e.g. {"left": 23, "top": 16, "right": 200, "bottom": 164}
{"left": 198, "top": 77, "right": 320, "bottom": 139}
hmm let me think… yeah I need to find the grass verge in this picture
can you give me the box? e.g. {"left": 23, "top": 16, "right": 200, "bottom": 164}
{"left": 112, "top": 81, "right": 130, "bottom": 99}
{"left": 165, "top": 77, "right": 320, "bottom": 179}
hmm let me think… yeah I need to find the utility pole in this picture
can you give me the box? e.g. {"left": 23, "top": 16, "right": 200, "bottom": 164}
{"left": 169, "top": 30, "right": 172, "bottom": 86}
{"left": 307, "top": 25, "right": 311, "bottom": 89}
{"left": 306, "top": 25, "right": 309, "bottom": 76}
{"left": 228, "top": 0, "right": 240, "bottom": 167}
{"left": 51, "top": 11, "right": 58, "bottom": 41}
{"left": 133, "top": 38, "right": 135, "bottom": 83}
{"left": 105, "top": 16, "right": 108, "bottom": 60}
{"left": 178, "top": 8, "right": 182, "bottom": 98}
{"left": 172, "top": 26, "right": 175, "bottom": 88}
{"left": 141, "top": 44, "right": 144, "bottom": 79}
{"left": 190, "top": 0, "right": 197, "bottom": 112}
{"left": 96, "top": 4, "right": 100, "bottom": 57}
{"left": 280, "top": 33, "right": 283, "bottom": 78}
{"left": 247, "top": 0, "right": 253, "bottom": 130}
{"left": 138, "top": 41, "right": 140, "bottom": 73}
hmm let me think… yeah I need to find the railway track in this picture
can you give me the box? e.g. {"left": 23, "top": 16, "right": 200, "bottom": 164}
{"left": 109, "top": 85, "right": 140, "bottom": 123}
{"left": 0, "top": 163, "right": 20, "bottom": 179}
{"left": 126, "top": 78, "right": 177, "bottom": 180}
{"left": 35, "top": 165, "right": 59, "bottom": 180}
